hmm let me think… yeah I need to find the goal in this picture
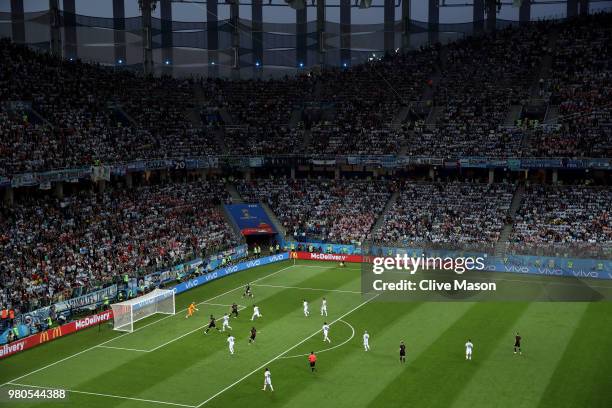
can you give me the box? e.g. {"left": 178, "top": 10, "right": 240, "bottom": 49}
{"left": 111, "top": 288, "right": 175, "bottom": 332}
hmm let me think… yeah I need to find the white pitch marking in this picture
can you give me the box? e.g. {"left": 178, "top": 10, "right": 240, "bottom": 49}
{"left": 95, "top": 345, "right": 151, "bottom": 352}
{"left": 195, "top": 294, "right": 380, "bottom": 407}
{"left": 253, "top": 283, "right": 362, "bottom": 294}
{"left": 280, "top": 319, "right": 356, "bottom": 359}
{"left": 5, "top": 382, "right": 196, "bottom": 408}
{"left": 200, "top": 302, "right": 246, "bottom": 308}
{"left": 148, "top": 325, "right": 209, "bottom": 353}
{"left": 2, "top": 263, "right": 297, "bottom": 387}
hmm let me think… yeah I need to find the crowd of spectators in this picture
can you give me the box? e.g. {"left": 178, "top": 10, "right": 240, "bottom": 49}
{"left": 373, "top": 182, "right": 515, "bottom": 252}
{"left": 2, "top": 15, "right": 611, "bottom": 174}
{"left": 237, "top": 178, "right": 395, "bottom": 245}
{"left": 526, "top": 13, "right": 612, "bottom": 158}
{"left": 509, "top": 185, "right": 611, "bottom": 257}
{"left": 0, "top": 180, "right": 240, "bottom": 315}
{"left": 1, "top": 173, "right": 611, "bottom": 329}
{"left": 203, "top": 76, "right": 313, "bottom": 156}
{"left": 405, "top": 23, "right": 548, "bottom": 158}
{"left": 0, "top": 39, "right": 220, "bottom": 175}
{"left": 306, "top": 124, "right": 402, "bottom": 156}
{"left": 305, "top": 49, "right": 437, "bottom": 155}
{"left": 2, "top": 14, "right": 612, "bottom": 343}
{"left": 223, "top": 126, "right": 302, "bottom": 156}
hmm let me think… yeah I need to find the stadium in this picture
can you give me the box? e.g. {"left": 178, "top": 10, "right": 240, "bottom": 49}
{"left": 0, "top": 0, "right": 611, "bottom": 407}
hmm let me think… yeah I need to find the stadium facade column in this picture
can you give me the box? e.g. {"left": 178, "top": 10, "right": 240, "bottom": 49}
{"left": 317, "top": 0, "right": 326, "bottom": 66}
{"left": 49, "top": 0, "right": 61, "bottom": 56}
{"left": 384, "top": 0, "right": 395, "bottom": 53}
{"left": 252, "top": 0, "right": 263, "bottom": 72}
{"left": 401, "top": 0, "right": 410, "bottom": 51}
{"left": 485, "top": 0, "right": 496, "bottom": 32}
{"left": 472, "top": 0, "right": 484, "bottom": 35}
{"left": 297, "top": 5, "right": 307, "bottom": 68}
{"left": 340, "top": 0, "right": 350, "bottom": 67}
{"left": 3, "top": 188, "right": 14, "bottom": 208}
{"left": 427, "top": 0, "right": 439, "bottom": 45}
{"left": 63, "top": 0, "right": 77, "bottom": 59}
{"left": 230, "top": 0, "right": 240, "bottom": 71}
{"left": 125, "top": 173, "right": 133, "bottom": 188}
{"left": 113, "top": 0, "right": 126, "bottom": 65}
{"left": 161, "top": 0, "right": 173, "bottom": 76}
{"left": 53, "top": 182, "right": 64, "bottom": 199}
{"left": 579, "top": 0, "right": 589, "bottom": 15}
{"left": 207, "top": 0, "right": 219, "bottom": 77}
{"left": 566, "top": 0, "right": 578, "bottom": 17}
{"left": 10, "top": 0, "right": 25, "bottom": 44}
{"left": 140, "top": 0, "right": 154, "bottom": 75}
{"left": 519, "top": 0, "right": 531, "bottom": 25}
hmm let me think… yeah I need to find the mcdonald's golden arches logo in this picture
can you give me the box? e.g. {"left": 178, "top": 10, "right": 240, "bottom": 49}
{"left": 39, "top": 327, "right": 62, "bottom": 343}
{"left": 52, "top": 326, "right": 62, "bottom": 339}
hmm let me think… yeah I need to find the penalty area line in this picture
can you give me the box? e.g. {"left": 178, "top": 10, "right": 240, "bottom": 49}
{"left": 200, "top": 302, "right": 247, "bottom": 308}
{"left": 96, "top": 345, "right": 151, "bottom": 352}
{"left": 195, "top": 294, "right": 379, "bottom": 407}
{"left": 1, "top": 263, "right": 297, "bottom": 387}
{"left": 253, "top": 283, "right": 362, "bottom": 294}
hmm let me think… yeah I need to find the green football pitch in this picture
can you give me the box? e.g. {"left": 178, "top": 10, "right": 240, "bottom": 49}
{"left": 1, "top": 259, "right": 611, "bottom": 408}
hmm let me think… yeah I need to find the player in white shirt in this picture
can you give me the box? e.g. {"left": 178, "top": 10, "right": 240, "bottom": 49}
{"left": 251, "top": 305, "right": 262, "bottom": 321}
{"left": 363, "top": 330, "right": 370, "bottom": 351}
{"left": 303, "top": 299, "right": 309, "bottom": 317}
{"left": 227, "top": 334, "right": 235, "bottom": 355}
{"left": 320, "top": 297, "right": 328, "bottom": 316}
{"left": 262, "top": 368, "right": 274, "bottom": 391}
{"left": 322, "top": 322, "right": 331, "bottom": 343}
{"left": 221, "top": 313, "right": 232, "bottom": 331}
{"left": 465, "top": 339, "right": 474, "bottom": 360}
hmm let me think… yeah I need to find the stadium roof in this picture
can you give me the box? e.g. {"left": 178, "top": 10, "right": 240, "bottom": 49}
{"left": 2, "top": 0, "right": 611, "bottom": 77}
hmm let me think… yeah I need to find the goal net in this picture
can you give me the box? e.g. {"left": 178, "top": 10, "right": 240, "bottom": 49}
{"left": 111, "top": 288, "right": 175, "bottom": 332}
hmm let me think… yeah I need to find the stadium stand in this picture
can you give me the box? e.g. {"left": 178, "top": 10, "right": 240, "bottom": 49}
{"left": 237, "top": 179, "right": 396, "bottom": 245}
{"left": 373, "top": 182, "right": 515, "bottom": 252}
{"left": 525, "top": 14, "right": 612, "bottom": 158}
{"left": 1, "top": 15, "right": 612, "bottom": 171}
{"left": 0, "top": 38, "right": 219, "bottom": 174}
{"left": 0, "top": 181, "right": 239, "bottom": 315}
{"left": 1, "top": 14, "right": 611, "bottom": 328}
{"left": 509, "top": 184, "right": 612, "bottom": 257}
{"left": 405, "top": 23, "right": 548, "bottom": 157}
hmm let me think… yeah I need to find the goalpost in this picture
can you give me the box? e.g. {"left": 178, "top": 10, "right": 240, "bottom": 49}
{"left": 111, "top": 288, "right": 176, "bottom": 332}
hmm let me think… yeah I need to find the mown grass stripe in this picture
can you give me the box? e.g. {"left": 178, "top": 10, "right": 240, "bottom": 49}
{"left": 449, "top": 302, "right": 589, "bottom": 408}
{"left": 366, "top": 302, "right": 531, "bottom": 408}
{"left": 536, "top": 302, "right": 612, "bottom": 408}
